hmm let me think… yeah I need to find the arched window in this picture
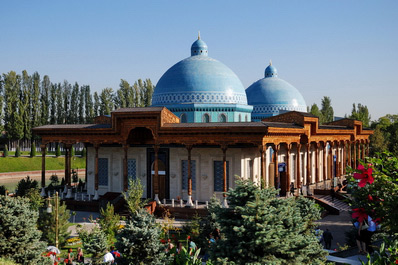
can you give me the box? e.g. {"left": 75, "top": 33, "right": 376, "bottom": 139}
{"left": 203, "top": 113, "right": 210, "bottom": 123}
{"left": 219, "top": 114, "right": 227, "bottom": 123}
{"left": 180, "top": 113, "right": 187, "bottom": 123}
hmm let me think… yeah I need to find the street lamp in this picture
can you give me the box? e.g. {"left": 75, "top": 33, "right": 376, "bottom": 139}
{"left": 46, "top": 192, "right": 59, "bottom": 249}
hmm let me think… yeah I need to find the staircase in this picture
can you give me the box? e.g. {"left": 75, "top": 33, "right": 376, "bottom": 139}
{"left": 309, "top": 194, "right": 351, "bottom": 215}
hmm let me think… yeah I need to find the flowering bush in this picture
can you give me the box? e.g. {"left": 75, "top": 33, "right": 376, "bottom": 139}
{"left": 66, "top": 237, "right": 81, "bottom": 246}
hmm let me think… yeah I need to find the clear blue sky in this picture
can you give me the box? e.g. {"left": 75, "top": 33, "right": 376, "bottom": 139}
{"left": 1, "top": 0, "right": 397, "bottom": 120}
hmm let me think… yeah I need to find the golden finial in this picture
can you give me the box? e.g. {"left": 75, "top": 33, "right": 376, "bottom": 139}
{"left": 270, "top": 59, "right": 272, "bottom": 66}
{"left": 198, "top": 31, "right": 201, "bottom": 40}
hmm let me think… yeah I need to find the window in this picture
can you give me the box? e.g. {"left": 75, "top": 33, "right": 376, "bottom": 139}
{"left": 219, "top": 114, "right": 227, "bottom": 123}
{"left": 238, "top": 114, "right": 242, "bottom": 122}
{"left": 246, "top": 159, "right": 253, "bottom": 180}
{"left": 214, "top": 161, "right": 229, "bottom": 192}
{"left": 245, "top": 115, "right": 248, "bottom": 122}
{"left": 98, "top": 158, "right": 108, "bottom": 186}
{"left": 182, "top": 160, "right": 196, "bottom": 190}
{"left": 203, "top": 113, "right": 210, "bottom": 123}
{"left": 180, "top": 113, "right": 187, "bottom": 123}
{"left": 128, "top": 159, "right": 136, "bottom": 180}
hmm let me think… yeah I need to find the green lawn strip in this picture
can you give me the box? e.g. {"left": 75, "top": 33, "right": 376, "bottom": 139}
{"left": 0, "top": 157, "right": 86, "bottom": 173}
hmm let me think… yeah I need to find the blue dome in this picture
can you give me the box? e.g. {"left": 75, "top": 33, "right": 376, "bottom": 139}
{"left": 152, "top": 38, "right": 248, "bottom": 106}
{"left": 246, "top": 62, "right": 307, "bottom": 120}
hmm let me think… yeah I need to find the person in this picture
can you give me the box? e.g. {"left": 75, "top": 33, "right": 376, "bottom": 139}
{"left": 353, "top": 221, "right": 366, "bottom": 254}
{"left": 187, "top": 236, "right": 197, "bottom": 255}
{"left": 165, "top": 238, "right": 174, "bottom": 253}
{"left": 289, "top": 182, "right": 295, "bottom": 197}
{"left": 103, "top": 249, "right": 115, "bottom": 264}
{"left": 76, "top": 247, "right": 84, "bottom": 263}
{"left": 67, "top": 248, "right": 74, "bottom": 265}
{"left": 330, "top": 186, "right": 336, "bottom": 202}
{"left": 110, "top": 246, "right": 121, "bottom": 264}
{"left": 322, "top": 228, "right": 333, "bottom": 249}
{"left": 362, "top": 215, "right": 377, "bottom": 254}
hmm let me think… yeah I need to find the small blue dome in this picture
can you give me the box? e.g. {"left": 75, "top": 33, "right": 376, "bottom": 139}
{"left": 152, "top": 37, "right": 248, "bottom": 106}
{"left": 191, "top": 38, "right": 208, "bottom": 56}
{"left": 246, "top": 62, "right": 307, "bottom": 120}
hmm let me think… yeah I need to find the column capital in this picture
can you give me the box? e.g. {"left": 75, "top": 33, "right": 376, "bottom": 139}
{"left": 258, "top": 144, "right": 265, "bottom": 153}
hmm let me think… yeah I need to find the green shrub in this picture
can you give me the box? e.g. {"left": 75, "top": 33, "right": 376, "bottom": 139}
{"left": 30, "top": 142, "right": 37, "bottom": 157}
{"left": 55, "top": 144, "right": 61, "bottom": 157}
{"left": 79, "top": 226, "right": 109, "bottom": 265}
{"left": 98, "top": 202, "right": 120, "bottom": 244}
{"left": 16, "top": 176, "right": 38, "bottom": 197}
{"left": 71, "top": 146, "right": 75, "bottom": 157}
{"left": 4, "top": 144, "right": 8, "bottom": 157}
{"left": 15, "top": 146, "right": 20, "bottom": 157}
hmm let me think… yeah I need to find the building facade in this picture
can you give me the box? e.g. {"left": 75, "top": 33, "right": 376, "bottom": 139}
{"left": 33, "top": 36, "right": 372, "bottom": 206}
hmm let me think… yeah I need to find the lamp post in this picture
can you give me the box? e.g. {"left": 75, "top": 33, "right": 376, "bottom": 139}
{"left": 47, "top": 192, "right": 59, "bottom": 249}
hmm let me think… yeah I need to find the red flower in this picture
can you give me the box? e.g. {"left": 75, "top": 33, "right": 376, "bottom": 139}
{"left": 354, "top": 164, "right": 374, "bottom": 188}
{"left": 367, "top": 194, "right": 373, "bottom": 201}
{"left": 352, "top": 208, "right": 368, "bottom": 223}
{"left": 374, "top": 218, "right": 382, "bottom": 225}
{"left": 160, "top": 239, "right": 166, "bottom": 244}
{"left": 395, "top": 259, "right": 398, "bottom": 264}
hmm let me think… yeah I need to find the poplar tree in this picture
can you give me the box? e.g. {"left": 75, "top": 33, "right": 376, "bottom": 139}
{"left": 144, "top": 79, "right": 154, "bottom": 107}
{"left": 50, "top": 83, "right": 57, "bottom": 124}
{"left": 56, "top": 83, "right": 63, "bottom": 124}
{"left": 78, "top": 85, "right": 85, "bottom": 123}
{"left": 70, "top": 82, "right": 79, "bottom": 124}
{"left": 21, "top": 70, "right": 32, "bottom": 140}
{"left": 99, "top": 88, "right": 114, "bottom": 115}
{"left": 350, "top": 103, "right": 371, "bottom": 127}
{"left": 116, "top": 79, "right": 129, "bottom": 108}
{"left": 320, "top": 96, "right": 334, "bottom": 124}
{"left": 84, "top": 85, "right": 94, "bottom": 123}
{"left": 93, "top": 91, "right": 100, "bottom": 117}
{"left": 310, "top": 103, "right": 322, "bottom": 120}
{"left": 0, "top": 75, "right": 4, "bottom": 132}
{"left": 31, "top": 72, "right": 41, "bottom": 128}
{"left": 62, "top": 81, "right": 71, "bottom": 124}
{"left": 40, "top": 75, "right": 51, "bottom": 125}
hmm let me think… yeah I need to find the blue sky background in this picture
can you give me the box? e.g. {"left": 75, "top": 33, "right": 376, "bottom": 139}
{"left": 1, "top": 0, "right": 397, "bottom": 120}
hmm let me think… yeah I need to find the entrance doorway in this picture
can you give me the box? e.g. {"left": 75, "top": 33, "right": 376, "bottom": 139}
{"left": 146, "top": 148, "right": 169, "bottom": 199}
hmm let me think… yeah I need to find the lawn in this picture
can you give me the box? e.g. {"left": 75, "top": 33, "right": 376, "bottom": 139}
{"left": 0, "top": 156, "right": 86, "bottom": 173}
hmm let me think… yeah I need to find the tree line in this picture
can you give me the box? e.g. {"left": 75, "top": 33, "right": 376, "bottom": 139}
{"left": 0, "top": 70, "right": 154, "bottom": 141}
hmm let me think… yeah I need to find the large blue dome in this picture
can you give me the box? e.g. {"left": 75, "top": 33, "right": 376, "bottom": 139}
{"left": 152, "top": 38, "right": 248, "bottom": 106}
{"left": 246, "top": 63, "right": 307, "bottom": 120}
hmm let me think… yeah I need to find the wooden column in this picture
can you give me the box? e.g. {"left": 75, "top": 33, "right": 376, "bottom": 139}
{"left": 64, "top": 144, "right": 72, "bottom": 186}
{"left": 41, "top": 144, "right": 46, "bottom": 188}
{"left": 366, "top": 142, "right": 370, "bottom": 156}
{"left": 348, "top": 141, "right": 352, "bottom": 168}
{"left": 342, "top": 142, "right": 346, "bottom": 175}
{"left": 123, "top": 144, "right": 128, "bottom": 191}
{"left": 336, "top": 142, "right": 340, "bottom": 177}
{"left": 186, "top": 145, "right": 193, "bottom": 196}
{"left": 94, "top": 144, "right": 99, "bottom": 190}
{"left": 221, "top": 145, "right": 228, "bottom": 197}
{"left": 323, "top": 143, "right": 327, "bottom": 181}
{"left": 259, "top": 145, "right": 266, "bottom": 188}
{"left": 353, "top": 142, "right": 357, "bottom": 169}
{"left": 362, "top": 142, "right": 366, "bottom": 159}
{"left": 286, "top": 144, "right": 291, "bottom": 195}
{"left": 296, "top": 144, "right": 301, "bottom": 190}
{"left": 315, "top": 143, "right": 319, "bottom": 184}
{"left": 274, "top": 144, "right": 279, "bottom": 189}
{"left": 329, "top": 142, "right": 334, "bottom": 180}
{"left": 306, "top": 143, "right": 310, "bottom": 185}
{"left": 153, "top": 144, "right": 160, "bottom": 197}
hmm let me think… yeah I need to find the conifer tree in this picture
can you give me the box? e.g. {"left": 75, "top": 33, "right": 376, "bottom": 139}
{"left": 31, "top": 72, "right": 41, "bottom": 129}
{"left": 56, "top": 83, "right": 63, "bottom": 124}
{"left": 63, "top": 81, "right": 71, "bottom": 124}
{"left": 30, "top": 141, "right": 37, "bottom": 157}
{"left": 116, "top": 209, "right": 170, "bottom": 265}
{"left": 4, "top": 144, "right": 8, "bottom": 157}
{"left": 15, "top": 146, "right": 21, "bottom": 157}
{"left": 84, "top": 85, "right": 94, "bottom": 123}
{"left": 99, "top": 88, "right": 114, "bottom": 115}
{"left": 79, "top": 226, "right": 108, "bottom": 265}
{"left": 78, "top": 85, "right": 85, "bottom": 123}
{"left": 21, "top": 70, "right": 32, "bottom": 140}
{"left": 93, "top": 91, "right": 100, "bottom": 117}
{"left": 209, "top": 179, "right": 327, "bottom": 265}
{"left": 38, "top": 196, "right": 71, "bottom": 247}
{"left": 0, "top": 195, "right": 49, "bottom": 265}
{"left": 55, "top": 143, "right": 61, "bottom": 157}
